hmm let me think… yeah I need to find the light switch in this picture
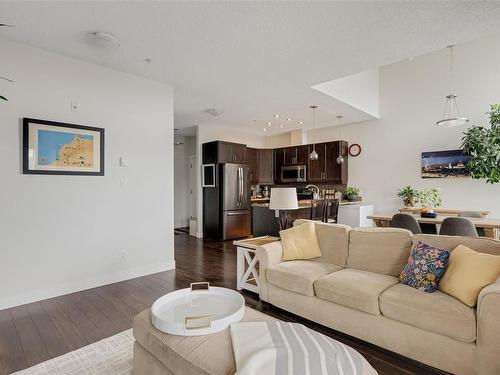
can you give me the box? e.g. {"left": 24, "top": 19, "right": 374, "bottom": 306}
{"left": 71, "top": 101, "right": 79, "bottom": 112}
{"left": 119, "top": 157, "right": 128, "bottom": 167}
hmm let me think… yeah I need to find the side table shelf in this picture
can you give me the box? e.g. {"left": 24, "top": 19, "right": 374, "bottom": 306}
{"left": 233, "top": 236, "right": 279, "bottom": 296}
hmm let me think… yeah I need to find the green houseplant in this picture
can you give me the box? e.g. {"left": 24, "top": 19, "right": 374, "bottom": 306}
{"left": 397, "top": 186, "right": 419, "bottom": 207}
{"left": 418, "top": 188, "right": 442, "bottom": 213}
{"left": 462, "top": 104, "right": 500, "bottom": 184}
{"left": 345, "top": 186, "right": 361, "bottom": 201}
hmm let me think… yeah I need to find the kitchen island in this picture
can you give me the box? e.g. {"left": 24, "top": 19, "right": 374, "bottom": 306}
{"left": 252, "top": 200, "right": 372, "bottom": 236}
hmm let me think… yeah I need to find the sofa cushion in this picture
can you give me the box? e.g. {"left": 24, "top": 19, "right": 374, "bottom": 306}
{"left": 379, "top": 283, "right": 476, "bottom": 342}
{"left": 280, "top": 221, "right": 321, "bottom": 261}
{"left": 267, "top": 260, "right": 340, "bottom": 296}
{"left": 439, "top": 245, "right": 500, "bottom": 307}
{"left": 314, "top": 269, "right": 399, "bottom": 315}
{"left": 294, "top": 220, "right": 351, "bottom": 267}
{"left": 400, "top": 241, "right": 450, "bottom": 293}
{"left": 347, "top": 228, "right": 412, "bottom": 276}
{"left": 413, "top": 234, "right": 500, "bottom": 256}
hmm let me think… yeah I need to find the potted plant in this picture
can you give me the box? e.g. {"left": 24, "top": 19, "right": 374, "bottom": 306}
{"left": 418, "top": 188, "right": 442, "bottom": 217}
{"left": 462, "top": 104, "right": 500, "bottom": 184}
{"left": 397, "top": 186, "right": 419, "bottom": 207}
{"left": 345, "top": 186, "right": 361, "bottom": 201}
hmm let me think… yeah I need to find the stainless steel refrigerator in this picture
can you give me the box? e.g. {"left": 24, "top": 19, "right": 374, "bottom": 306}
{"left": 203, "top": 163, "right": 251, "bottom": 240}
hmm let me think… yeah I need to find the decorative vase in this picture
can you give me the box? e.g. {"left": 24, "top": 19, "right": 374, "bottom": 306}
{"left": 403, "top": 198, "right": 415, "bottom": 207}
{"left": 347, "top": 194, "right": 358, "bottom": 201}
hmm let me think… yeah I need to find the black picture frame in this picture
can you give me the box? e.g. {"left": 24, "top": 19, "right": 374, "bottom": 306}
{"left": 23, "top": 118, "right": 105, "bottom": 176}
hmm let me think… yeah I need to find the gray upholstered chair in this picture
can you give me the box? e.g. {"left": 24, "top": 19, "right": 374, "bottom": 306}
{"left": 391, "top": 213, "right": 422, "bottom": 234}
{"left": 439, "top": 217, "right": 478, "bottom": 237}
{"left": 458, "top": 211, "right": 486, "bottom": 236}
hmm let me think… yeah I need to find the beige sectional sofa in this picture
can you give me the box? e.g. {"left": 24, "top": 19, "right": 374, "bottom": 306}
{"left": 256, "top": 220, "right": 500, "bottom": 375}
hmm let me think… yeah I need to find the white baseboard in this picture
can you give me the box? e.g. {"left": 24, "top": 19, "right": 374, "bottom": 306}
{"left": 0, "top": 260, "right": 176, "bottom": 310}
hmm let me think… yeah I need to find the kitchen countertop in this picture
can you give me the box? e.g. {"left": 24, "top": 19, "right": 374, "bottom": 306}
{"left": 252, "top": 199, "right": 363, "bottom": 208}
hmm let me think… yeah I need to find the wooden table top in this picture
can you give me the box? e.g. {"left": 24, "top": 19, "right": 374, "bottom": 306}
{"left": 368, "top": 213, "right": 500, "bottom": 229}
{"left": 233, "top": 236, "right": 279, "bottom": 249}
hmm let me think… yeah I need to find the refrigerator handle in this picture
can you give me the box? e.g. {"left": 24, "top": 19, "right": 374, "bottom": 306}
{"left": 238, "top": 167, "right": 243, "bottom": 207}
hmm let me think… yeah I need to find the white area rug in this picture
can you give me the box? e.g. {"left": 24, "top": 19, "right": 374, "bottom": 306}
{"left": 14, "top": 329, "right": 133, "bottom": 375}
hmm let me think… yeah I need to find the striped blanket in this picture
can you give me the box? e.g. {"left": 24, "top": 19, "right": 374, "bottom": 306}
{"left": 230, "top": 321, "right": 377, "bottom": 375}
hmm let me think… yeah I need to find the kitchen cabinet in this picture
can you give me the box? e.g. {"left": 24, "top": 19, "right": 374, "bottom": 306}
{"left": 246, "top": 147, "right": 259, "bottom": 184}
{"left": 274, "top": 148, "right": 285, "bottom": 183}
{"left": 203, "top": 141, "right": 247, "bottom": 164}
{"left": 283, "top": 145, "right": 308, "bottom": 165}
{"left": 307, "top": 143, "right": 327, "bottom": 182}
{"left": 258, "top": 148, "right": 274, "bottom": 184}
{"left": 325, "top": 140, "right": 348, "bottom": 184}
{"left": 308, "top": 141, "right": 348, "bottom": 184}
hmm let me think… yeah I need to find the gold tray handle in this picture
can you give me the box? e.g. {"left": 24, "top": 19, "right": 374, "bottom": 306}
{"left": 190, "top": 282, "right": 210, "bottom": 291}
{"left": 185, "top": 315, "right": 212, "bottom": 330}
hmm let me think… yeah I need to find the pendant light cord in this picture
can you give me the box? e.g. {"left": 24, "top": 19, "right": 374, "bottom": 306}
{"left": 311, "top": 106, "right": 316, "bottom": 151}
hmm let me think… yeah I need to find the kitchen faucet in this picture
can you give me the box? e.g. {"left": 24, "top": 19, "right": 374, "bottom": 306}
{"left": 305, "top": 184, "right": 320, "bottom": 199}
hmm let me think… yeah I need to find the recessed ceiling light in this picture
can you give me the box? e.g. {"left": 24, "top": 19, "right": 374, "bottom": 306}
{"left": 287, "top": 118, "right": 292, "bottom": 121}
{"left": 205, "top": 108, "right": 223, "bottom": 117}
{"left": 267, "top": 122, "right": 272, "bottom": 126}
{"left": 298, "top": 121, "right": 303, "bottom": 125}
{"left": 263, "top": 128, "right": 267, "bottom": 132}
{"left": 280, "top": 124, "right": 284, "bottom": 128}
{"left": 86, "top": 31, "right": 121, "bottom": 49}
{"left": 274, "top": 114, "right": 280, "bottom": 118}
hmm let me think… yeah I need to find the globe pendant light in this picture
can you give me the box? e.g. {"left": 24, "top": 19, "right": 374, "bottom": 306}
{"left": 309, "top": 105, "right": 319, "bottom": 160}
{"left": 336, "top": 115, "right": 345, "bottom": 164}
{"left": 437, "top": 45, "right": 468, "bottom": 127}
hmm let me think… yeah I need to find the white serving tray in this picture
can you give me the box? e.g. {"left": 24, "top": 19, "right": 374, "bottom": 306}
{"left": 151, "top": 282, "right": 245, "bottom": 336}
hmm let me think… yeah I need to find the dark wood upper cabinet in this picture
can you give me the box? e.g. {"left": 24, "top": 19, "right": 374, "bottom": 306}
{"left": 325, "top": 140, "right": 348, "bottom": 184}
{"left": 307, "top": 143, "right": 326, "bottom": 182}
{"left": 202, "top": 141, "right": 247, "bottom": 164}
{"left": 283, "top": 145, "right": 309, "bottom": 165}
{"left": 307, "top": 141, "right": 348, "bottom": 184}
{"left": 274, "top": 148, "right": 285, "bottom": 183}
{"left": 246, "top": 147, "right": 259, "bottom": 184}
{"left": 258, "top": 148, "right": 274, "bottom": 184}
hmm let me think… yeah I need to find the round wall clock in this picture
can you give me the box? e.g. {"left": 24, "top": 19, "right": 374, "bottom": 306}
{"left": 349, "top": 143, "right": 362, "bottom": 157}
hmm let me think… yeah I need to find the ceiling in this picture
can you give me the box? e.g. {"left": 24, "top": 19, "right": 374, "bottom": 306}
{"left": 2, "top": 1, "right": 500, "bottom": 135}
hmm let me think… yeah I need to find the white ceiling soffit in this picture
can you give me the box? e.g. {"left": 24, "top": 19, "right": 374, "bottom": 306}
{"left": 312, "top": 69, "right": 380, "bottom": 119}
{"left": 2, "top": 2, "right": 500, "bottom": 135}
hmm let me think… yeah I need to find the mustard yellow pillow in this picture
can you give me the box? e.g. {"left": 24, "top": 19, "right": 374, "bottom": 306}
{"left": 439, "top": 245, "right": 500, "bottom": 307}
{"left": 280, "top": 221, "right": 321, "bottom": 261}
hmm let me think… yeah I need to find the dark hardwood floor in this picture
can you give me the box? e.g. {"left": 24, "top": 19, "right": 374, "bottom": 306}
{"left": 0, "top": 231, "right": 447, "bottom": 375}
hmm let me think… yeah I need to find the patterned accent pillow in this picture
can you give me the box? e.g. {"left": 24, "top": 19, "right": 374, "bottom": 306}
{"left": 400, "top": 241, "right": 450, "bottom": 293}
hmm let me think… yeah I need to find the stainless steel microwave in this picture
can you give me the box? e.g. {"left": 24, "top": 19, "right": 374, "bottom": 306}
{"left": 281, "top": 165, "right": 306, "bottom": 182}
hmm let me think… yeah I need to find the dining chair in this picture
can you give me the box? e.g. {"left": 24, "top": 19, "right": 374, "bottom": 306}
{"left": 391, "top": 213, "right": 422, "bottom": 234}
{"left": 458, "top": 211, "right": 486, "bottom": 236}
{"left": 310, "top": 199, "right": 327, "bottom": 222}
{"left": 439, "top": 217, "right": 478, "bottom": 237}
{"left": 324, "top": 198, "right": 340, "bottom": 223}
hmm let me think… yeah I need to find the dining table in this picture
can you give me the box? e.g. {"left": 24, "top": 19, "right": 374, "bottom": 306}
{"left": 368, "top": 212, "right": 500, "bottom": 239}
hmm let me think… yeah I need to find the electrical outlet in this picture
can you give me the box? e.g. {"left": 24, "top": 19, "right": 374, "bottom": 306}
{"left": 120, "top": 250, "right": 127, "bottom": 260}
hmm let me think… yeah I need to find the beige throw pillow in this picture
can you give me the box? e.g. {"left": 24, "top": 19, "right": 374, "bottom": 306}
{"left": 280, "top": 221, "right": 321, "bottom": 261}
{"left": 439, "top": 245, "right": 500, "bottom": 307}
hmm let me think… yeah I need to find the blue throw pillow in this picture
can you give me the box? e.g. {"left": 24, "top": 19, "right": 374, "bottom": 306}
{"left": 400, "top": 241, "right": 450, "bottom": 293}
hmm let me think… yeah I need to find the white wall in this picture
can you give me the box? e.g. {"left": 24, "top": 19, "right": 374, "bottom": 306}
{"left": 174, "top": 135, "right": 196, "bottom": 228}
{"left": 0, "top": 39, "right": 175, "bottom": 309}
{"left": 308, "top": 34, "right": 500, "bottom": 217}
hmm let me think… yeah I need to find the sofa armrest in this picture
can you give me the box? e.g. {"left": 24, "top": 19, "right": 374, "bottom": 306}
{"left": 476, "top": 277, "right": 500, "bottom": 375}
{"left": 256, "top": 242, "right": 283, "bottom": 301}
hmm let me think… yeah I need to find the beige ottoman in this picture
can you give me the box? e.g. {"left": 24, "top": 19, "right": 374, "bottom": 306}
{"left": 133, "top": 307, "right": 276, "bottom": 375}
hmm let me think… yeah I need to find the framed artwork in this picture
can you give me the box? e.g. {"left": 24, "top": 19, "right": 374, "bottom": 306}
{"left": 23, "top": 118, "right": 105, "bottom": 176}
{"left": 421, "top": 149, "right": 470, "bottom": 178}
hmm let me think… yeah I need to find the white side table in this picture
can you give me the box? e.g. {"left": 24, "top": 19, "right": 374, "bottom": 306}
{"left": 233, "top": 236, "right": 279, "bottom": 296}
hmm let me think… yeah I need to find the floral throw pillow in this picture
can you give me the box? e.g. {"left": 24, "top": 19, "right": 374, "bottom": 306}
{"left": 400, "top": 241, "right": 450, "bottom": 293}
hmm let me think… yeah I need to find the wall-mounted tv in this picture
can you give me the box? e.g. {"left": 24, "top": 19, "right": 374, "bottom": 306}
{"left": 421, "top": 149, "right": 470, "bottom": 178}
